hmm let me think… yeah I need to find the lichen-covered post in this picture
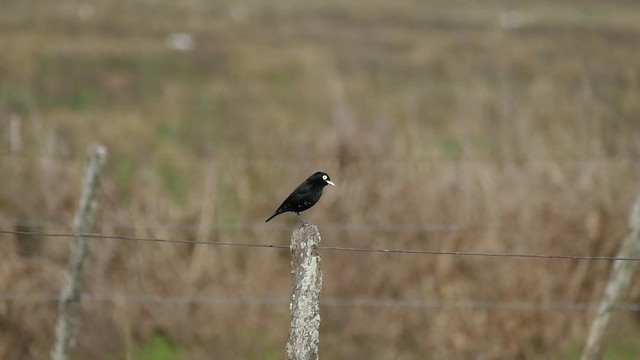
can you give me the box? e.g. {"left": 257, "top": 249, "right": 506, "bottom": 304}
{"left": 581, "top": 197, "right": 640, "bottom": 360}
{"left": 52, "top": 145, "right": 107, "bottom": 360}
{"left": 286, "top": 225, "right": 322, "bottom": 360}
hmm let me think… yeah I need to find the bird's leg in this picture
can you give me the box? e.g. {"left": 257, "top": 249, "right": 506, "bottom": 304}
{"left": 296, "top": 212, "right": 307, "bottom": 227}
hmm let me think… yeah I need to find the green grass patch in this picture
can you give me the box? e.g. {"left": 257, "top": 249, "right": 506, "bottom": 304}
{"left": 111, "top": 157, "right": 138, "bottom": 197}
{"left": 158, "top": 158, "right": 191, "bottom": 205}
{"left": 559, "top": 332, "right": 640, "bottom": 360}
{"left": 33, "top": 54, "right": 208, "bottom": 111}
{"left": 136, "top": 331, "right": 183, "bottom": 360}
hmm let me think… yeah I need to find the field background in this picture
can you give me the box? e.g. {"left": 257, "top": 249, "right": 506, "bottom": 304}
{"left": 1, "top": 0, "right": 640, "bottom": 359}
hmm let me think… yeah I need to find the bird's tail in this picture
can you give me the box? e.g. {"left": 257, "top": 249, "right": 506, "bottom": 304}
{"left": 265, "top": 211, "right": 281, "bottom": 222}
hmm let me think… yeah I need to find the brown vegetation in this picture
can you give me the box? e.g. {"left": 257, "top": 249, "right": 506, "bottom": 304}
{"left": 1, "top": 0, "right": 640, "bottom": 358}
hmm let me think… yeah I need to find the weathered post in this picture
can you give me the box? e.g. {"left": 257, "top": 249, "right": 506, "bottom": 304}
{"left": 286, "top": 225, "right": 322, "bottom": 360}
{"left": 581, "top": 196, "right": 640, "bottom": 360}
{"left": 51, "top": 145, "right": 107, "bottom": 360}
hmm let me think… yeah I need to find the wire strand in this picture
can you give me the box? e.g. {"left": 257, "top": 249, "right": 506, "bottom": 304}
{"left": 0, "top": 230, "right": 289, "bottom": 249}
{"left": 1, "top": 229, "right": 637, "bottom": 261}
{"left": 4, "top": 219, "right": 460, "bottom": 234}
{"left": 1, "top": 292, "right": 639, "bottom": 311}
{"left": 318, "top": 246, "right": 637, "bottom": 261}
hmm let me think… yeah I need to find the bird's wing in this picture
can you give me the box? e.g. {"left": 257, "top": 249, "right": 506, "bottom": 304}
{"left": 276, "top": 181, "right": 314, "bottom": 212}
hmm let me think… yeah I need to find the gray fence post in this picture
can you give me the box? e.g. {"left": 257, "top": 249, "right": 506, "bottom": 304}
{"left": 51, "top": 145, "right": 107, "bottom": 360}
{"left": 286, "top": 225, "right": 322, "bottom": 360}
{"left": 581, "top": 197, "right": 640, "bottom": 360}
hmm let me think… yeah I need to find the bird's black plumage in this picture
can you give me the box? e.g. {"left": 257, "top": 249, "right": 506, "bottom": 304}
{"left": 266, "top": 171, "right": 335, "bottom": 224}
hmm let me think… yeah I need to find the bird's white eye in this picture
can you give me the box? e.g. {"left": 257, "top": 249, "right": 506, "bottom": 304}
{"left": 322, "top": 175, "right": 328, "bottom": 180}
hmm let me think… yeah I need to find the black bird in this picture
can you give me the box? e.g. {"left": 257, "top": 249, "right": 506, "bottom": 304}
{"left": 265, "top": 172, "right": 335, "bottom": 224}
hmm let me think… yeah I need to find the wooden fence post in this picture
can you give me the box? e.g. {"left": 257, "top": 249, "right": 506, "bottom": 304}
{"left": 286, "top": 225, "right": 322, "bottom": 360}
{"left": 581, "top": 196, "right": 640, "bottom": 360}
{"left": 51, "top": 145, "right": 107, "bottom": 360}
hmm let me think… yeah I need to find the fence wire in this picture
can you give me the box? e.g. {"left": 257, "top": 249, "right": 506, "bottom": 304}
{"left": 2, "top": 292, "right": 640, "bottom": 312}
{"left": 5, "top": 219, "right": 460, "bottom": 234}
{"left": 1, "top": 229, "right": 638, "bottom": 261}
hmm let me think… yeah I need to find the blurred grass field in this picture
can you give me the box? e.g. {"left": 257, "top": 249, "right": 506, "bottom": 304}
{"left": 1, "top": 0, "right": 640, "bottom": 359}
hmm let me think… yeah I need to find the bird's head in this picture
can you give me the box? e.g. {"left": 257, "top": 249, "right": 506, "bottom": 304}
{"left": 312, "top": 171, "right": 335, "bottom": 187}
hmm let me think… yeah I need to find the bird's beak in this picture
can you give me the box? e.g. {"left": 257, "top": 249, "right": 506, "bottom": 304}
{"left": 326, "top": 180, "right": 335, "bottom": 186}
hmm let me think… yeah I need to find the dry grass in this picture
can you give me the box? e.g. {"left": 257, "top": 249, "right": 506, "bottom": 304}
{"left": 1, "top": 0, "right": 640, "bottom": 359}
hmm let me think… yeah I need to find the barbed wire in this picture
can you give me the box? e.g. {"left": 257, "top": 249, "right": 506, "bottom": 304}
{"left": 1, "top": 292, "right": 639, "bottom": 312}
{"left": 1, "top": 229, "right": 636, "bottom": 262}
